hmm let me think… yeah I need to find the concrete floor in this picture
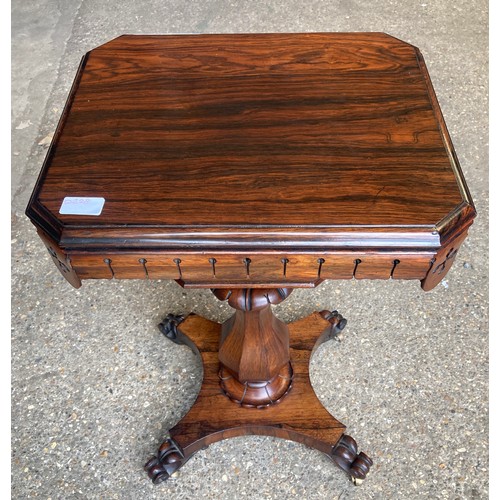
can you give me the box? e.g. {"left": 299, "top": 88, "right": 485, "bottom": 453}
{"left": 11, "top": 1, "right": 488, "bottom": 498}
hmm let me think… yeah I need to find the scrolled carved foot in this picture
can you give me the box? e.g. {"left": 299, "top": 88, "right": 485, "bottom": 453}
{"left": 144, "top": 456, "right": 169, "bottom": 484}
{"left": 158, "top": 314, "right": 185, "bottom": 344}
{"left": 319, "top": 310, "right": 347, "bottom": 341}
{"left": 330, "top": 434, "right": 373, "bottom": 484}
{"left": 145, "top": 437, "right": 185, "bottom": 485}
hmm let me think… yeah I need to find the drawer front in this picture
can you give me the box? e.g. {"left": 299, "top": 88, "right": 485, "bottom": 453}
{"left": 69, "top": 251, "right": 434, "bottom": 287}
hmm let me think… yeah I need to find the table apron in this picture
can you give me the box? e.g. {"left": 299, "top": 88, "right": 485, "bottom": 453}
{"left": 68, "top": 250, "right": 435, "bottom": 286}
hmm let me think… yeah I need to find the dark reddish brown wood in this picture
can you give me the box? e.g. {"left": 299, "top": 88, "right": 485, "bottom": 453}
{"left": 213, "top": 289, "right": 292, "bottom": 407}
{"left": 217, "top": 296, "right": 290, "bottom": 383}
{"left": 211, "top": 287, "right": 293, "bottom": 310}
{"left": 145, "top": 312, "right": 371, "bottom": 484}
{"left": 67, "top": 250, "right": 435, "bottom": 286}
{"left": 24, "top": 34, "right": 476, "bottom": 486}
{"left": 331, "top": 435, "right": 374, "bottom": 485}
{"left": 25, "top": 33, "right": 475, "bottom": 291}
{"left": 421, "top": 229, "right": 469, "bottom": 291}
{"left": 36, "top": 230, "right": 82, "bottom": 288}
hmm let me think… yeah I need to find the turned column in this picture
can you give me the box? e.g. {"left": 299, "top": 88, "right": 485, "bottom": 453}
{"left": 212, "top": 288, "right": 294, "bottom": 408}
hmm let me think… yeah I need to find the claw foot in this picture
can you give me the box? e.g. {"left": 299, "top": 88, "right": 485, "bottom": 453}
{"left": 158, "top": 314, "right": 185, "bottom": 344}
{"left": 331, "top": 434, "right": 372, "bottom": 483}
{"left": 145, "top": 437, "right": 185, "bottom": 484}
{"left": 319, "top": 310, "right": 347, "bottom": 341}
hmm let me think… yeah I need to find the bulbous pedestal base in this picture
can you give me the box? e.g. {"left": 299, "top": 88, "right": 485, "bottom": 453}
{"left": 146, "top": 307, "right": 371, "bottom": 486}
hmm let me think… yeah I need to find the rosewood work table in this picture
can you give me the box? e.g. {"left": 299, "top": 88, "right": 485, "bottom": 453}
{"left": 26, "top": 33, "right": 475, "bottom": 485}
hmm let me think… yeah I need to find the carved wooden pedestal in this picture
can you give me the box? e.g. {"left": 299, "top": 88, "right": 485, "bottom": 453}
{"left": 145, "top": 289, "right": 372, "bottom": 485}
{"left": 25, "top": 33, "right": 476, "bottom": 490}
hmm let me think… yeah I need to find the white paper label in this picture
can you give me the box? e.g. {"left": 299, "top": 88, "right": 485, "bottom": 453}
{"left": 59, "top": 197, "right": 105, "bottom": 216}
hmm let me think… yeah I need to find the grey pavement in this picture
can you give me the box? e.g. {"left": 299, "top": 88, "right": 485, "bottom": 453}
{"left": 11, "top": 1, "right": 488, "bottom": 498}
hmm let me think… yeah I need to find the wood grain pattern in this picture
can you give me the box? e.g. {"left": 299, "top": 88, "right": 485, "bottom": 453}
{"left": 145, "top": 312, "right": 371, "bottom": 484}
{"left": 25, "top": 33, "right": 475, "bottom": 291}
{"left": 67, "top": 250, "right": 435, "bottom": 286}
{"left": 214, "top": 288, "right": 292, "bottom": 406}
{"left": 421, "top": 229, "right": 469, "bottom": 291}
{"left": 33, "top": 33, "right": 465, "bottom": 226}
{"left": 24, "top": 34, "right": 475, "bottom": 487}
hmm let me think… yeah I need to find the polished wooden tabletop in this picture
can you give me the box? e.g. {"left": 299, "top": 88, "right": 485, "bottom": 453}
{"left": 24, "top": 34, "right": 477, "bottom": 487}
{"left": 26, "top": 33, "right": 475, "bottom": 289}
